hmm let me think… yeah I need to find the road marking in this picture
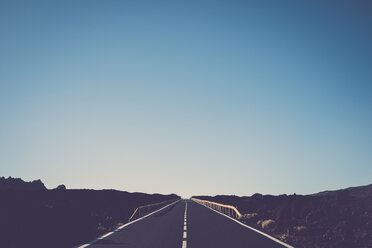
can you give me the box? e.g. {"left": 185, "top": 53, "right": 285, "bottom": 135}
{"left": 100, "top": 232, "right": 114, "bottom": 238}
{"left": 192, "top": 200, "right": 294, "bottom": 248}
{"left": 77, "top": 199, "right": 181, "bottom": 248}
{"left": 181, "top": 200, "right": 188, "bottom": 248}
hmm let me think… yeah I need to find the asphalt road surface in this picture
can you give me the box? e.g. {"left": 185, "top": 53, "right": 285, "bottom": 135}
{"left": 82, "top": 199, "right": 292, "bottom": 248}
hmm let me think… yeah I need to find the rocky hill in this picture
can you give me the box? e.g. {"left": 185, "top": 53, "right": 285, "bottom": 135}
{"left": 312, "top": 183, "right": 372, "bottom": 198}
{"left": 0, "top": 176, "right": 46, "bottom": 190}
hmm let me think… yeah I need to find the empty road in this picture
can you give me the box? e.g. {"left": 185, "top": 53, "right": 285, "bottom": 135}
{"left": 80, "top": 199, "right": 292, "bottom": 248}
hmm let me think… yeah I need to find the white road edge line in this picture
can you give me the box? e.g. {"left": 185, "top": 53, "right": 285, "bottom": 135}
{"left": 192, "top": 200, "right": 294, "bottom": 248}
{"left": 77, "top": 199, "right": 181, "bottom": 248}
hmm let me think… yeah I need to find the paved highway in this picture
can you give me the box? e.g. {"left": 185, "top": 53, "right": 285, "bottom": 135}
{"left": 80, "top": 199, "right": 292, "bottom": 248}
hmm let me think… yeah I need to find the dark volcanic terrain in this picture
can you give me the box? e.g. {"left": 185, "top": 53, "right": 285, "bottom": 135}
{"left": 195, "top": 184, "right": 372, "bottom": 248}
{"left": 0, "top": 177, "right": 179, "bottom": 248}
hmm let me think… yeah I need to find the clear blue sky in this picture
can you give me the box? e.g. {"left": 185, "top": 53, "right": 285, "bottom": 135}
{"left": 1, "top": 0, "right": 371, "bottom": 197}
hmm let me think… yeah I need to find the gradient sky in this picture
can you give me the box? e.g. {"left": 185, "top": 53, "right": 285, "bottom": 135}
{"left": 1, "top": 1, "right": 371, "bottom": 197}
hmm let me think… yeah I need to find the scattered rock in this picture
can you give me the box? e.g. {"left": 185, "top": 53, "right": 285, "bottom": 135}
{"left": 293, "top": 225, "right": 307, "bottom": 234}
{"left": 241, "top": 213, "right": 258, "bottom": 221}
{"left": 261, "top": 219, "right": 275, "bottom": 229}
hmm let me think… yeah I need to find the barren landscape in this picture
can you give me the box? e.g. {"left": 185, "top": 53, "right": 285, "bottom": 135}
{"left": 0, "top": 177, "right": 180, "bottom": 248}
{"left": 195, "top": 184, "right": 372, "bottom": 248}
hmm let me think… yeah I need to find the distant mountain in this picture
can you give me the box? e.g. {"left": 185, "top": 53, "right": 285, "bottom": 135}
{"left": 0, "top": 176, "right": 47, "bottom": 190}
{"left": 312, "top": 183, "right": 372, "bottom": 198}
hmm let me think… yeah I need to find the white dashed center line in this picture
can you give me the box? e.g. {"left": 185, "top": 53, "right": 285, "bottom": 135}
{"left": 182, "top": 201, "right": 188, "bottom": 248}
